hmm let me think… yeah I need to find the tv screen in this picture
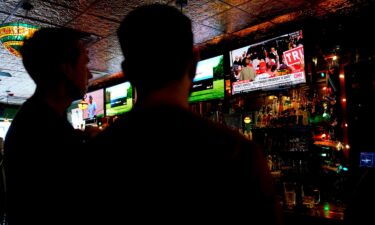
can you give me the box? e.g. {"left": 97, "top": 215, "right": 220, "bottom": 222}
{"left": 83, "top": 89, "right": 105, "bottom": 120}
{"left": 67, "top": 88, "right": 104, "bottom": 129}
{"left": 105, "top": 81, "right": 133, "bottom": 116}
{"left": 360, "top": 152, "right": 375, "bottom": 168}
{"left": 189, "top": 54, "right": 225, "bottom": 103}
{"left": 230, "top": 30, "right": 305, "bottom": 94}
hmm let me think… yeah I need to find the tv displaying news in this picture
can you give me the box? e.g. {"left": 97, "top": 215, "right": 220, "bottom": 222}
{"left": 188, "top": 54, "right": 225, "bottom": 103}
{"left": 67, "top": 88, "right": 104, "bottom": 129}
{"left": 105, "top": 81, "right": 133, "bottom": 116}
{"left": 230, "top": 30, "right": 305, "bottom": 94}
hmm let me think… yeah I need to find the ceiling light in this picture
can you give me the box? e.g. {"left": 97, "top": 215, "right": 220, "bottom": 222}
{"left": 244, "top": 116, "right": 251, "bottom": 124}
{"left": 0, "top": 22, "right": 40, "bottom": 57}
{"left": 77, "top": 99, "right": 88, "bottom": 110}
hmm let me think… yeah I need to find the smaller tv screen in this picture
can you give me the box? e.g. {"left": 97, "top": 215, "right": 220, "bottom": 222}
{"left": 230, "top": 30, "right": 305, "bottom": 94}
{"left": 189, "top": 55, "right": 225, "bottom": 103}
{"left": 67, "top": 88, "right": 104, "bottom": 129}
{"left": 83, "top": 89, "right": 105, "bottom": 120}
{"left": 105, "top": 81, "right": 133, "bottom": 116}
{"left": 360, "top": 152, "right": 375, "bottom": 168}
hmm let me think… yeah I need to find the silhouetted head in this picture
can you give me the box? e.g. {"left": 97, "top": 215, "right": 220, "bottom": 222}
{"left": 21, "top": 27, "right": 92, "bottom": 100}
{"left": 117, "top": 4, "right": 194, "bottom": 96}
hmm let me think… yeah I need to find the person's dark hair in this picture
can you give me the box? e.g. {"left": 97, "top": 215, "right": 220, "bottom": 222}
{"left": 21, "top": 27, "right": 86, "bottom": 87}
{"left": 117, "top": 4, "right": 194, "bottom": 93}
{"left": 271, "top": 64, "right": 277, "bottom": 72}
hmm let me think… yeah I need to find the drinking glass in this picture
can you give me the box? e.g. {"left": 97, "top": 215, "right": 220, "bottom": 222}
{"left": 303, "top": 185, "right": 320, "bottom": 208}
{"left": 283, "top": 182, "right": 297, "bottom": 209}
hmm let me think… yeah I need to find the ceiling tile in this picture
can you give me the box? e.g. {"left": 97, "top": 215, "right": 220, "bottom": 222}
{"left": 192, "top": 22, "right": 223, "bottom": 44}
{"left": 88, "top": 34, "right": 122, "bottom": 71}
{"left": 270, "top": 11, "right": 303, "bottom": 24}
{"left": 0, "top": 76, "right": 35, "bottom": 100}
{"left": 179, "top": 0, "right": 232, "bottom": 22}
{"left": 0, "top": 47, "right": 24, "bottom": 74}
{"left": 13, "top": 17, "right": 55, "bottom": 28}
{"left": 281, "top": 0, "right": 309, "bottom": 8}
{"left": 46, "top": 0, "right": 98, "bottom": 12}
{"left": 87, "top": 33, "right": 123, "bottom": 73}
{"left": 170, "top": 0, "right": 210, "bottom": 21}
{"left": 253, "top": 0, "right": 294, "bottom": 19}
{"left": 317, "top": 0, "right": 352, "bottom": 13}
{"left": 105, "top": 34, "right": 121, "bottom": 50}
{"left": 86, "top": 0, "right": 134, "bottom": 22}
{"left": 0, "top": 0, "right": 19, "bottom": 14}
{"left": 125, "top": 0, "right": 170, "bottom": 6}
{"left": 238, "top": 0, "right": 268, "bottom": 15}
{"left": 106, "top": 56, "right": 123, "bottom": 74}
{"left": 8, "top": 1, "right": 82, "bottom": 26}
{"left": 202, "top": 7, "right": 259, "bottom": 33}
{"left": 0, "top": 12, "right": 9, "bottom": 22}
{"left": 222, "top": 0, "right": 251, "bottom": 6}
{"left": 88, "top": 54, "right": 123, "bottom": 75}
{"left": 87, "top": 57, "right": 108, "bottom": 72}
{"left": 66, "top": 13, "right": 119, "bottom": 37}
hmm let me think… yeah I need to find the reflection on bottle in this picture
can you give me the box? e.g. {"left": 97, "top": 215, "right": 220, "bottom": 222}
{"left": 267, "top": 155, "right": 273, "bottom": 171}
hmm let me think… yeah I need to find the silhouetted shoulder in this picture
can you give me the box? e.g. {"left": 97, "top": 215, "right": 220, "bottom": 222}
{"left": 345, "top": 168, "right": 375, "bottom": 225}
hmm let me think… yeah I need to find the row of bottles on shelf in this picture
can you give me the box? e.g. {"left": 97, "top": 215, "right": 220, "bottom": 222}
{"left": 264, "top": 142, "right": 348, "bottom": 175}
{"left": 254, "top": 128, "right": 310, "bottom": 153}
{"left": 253, "top": 89, "right": 309, "bottom": 128}
{"left": 191, "top": 84, "right": 339, "bottom": 134}
{"left": 266, "top": 153, "right": 348, "bottom": 176}
{"left": 267, "top": 154, "right": 310, "bottom": 174}
{"left": 241, "top": 86, "right": 338, "bottom": 129}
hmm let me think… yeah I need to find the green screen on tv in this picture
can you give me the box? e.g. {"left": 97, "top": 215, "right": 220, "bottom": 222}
{"left": 189, "top": 55, "right": 225, "bottom": 103}
{"left": 105, "top": 81, "right": 133, "bottom": 116}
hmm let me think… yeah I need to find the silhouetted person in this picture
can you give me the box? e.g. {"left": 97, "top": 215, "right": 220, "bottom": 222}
{"left": 344, "top": 168, "right": 375, "bottom": 225}
{"left": 239, "top": 57, "right": 256, "bottom": 81}
{"left": 4, "top": 28, "right": 93, "bottom": 225}
{"left": 91, "top": 4, "right": 283, "bottom": 224}
{"left": 0, "top": 137, "right": 5, "bottom": 224}
{"left": 87, "top": 95, "right": 97, "bottom": 119}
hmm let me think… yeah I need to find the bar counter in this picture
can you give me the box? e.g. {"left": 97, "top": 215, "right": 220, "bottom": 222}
{"left": 283, "top": 202, "right": 345, "bottom": 225}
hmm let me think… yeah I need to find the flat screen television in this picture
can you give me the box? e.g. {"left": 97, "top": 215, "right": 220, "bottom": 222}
{"left": 105, "top": 81, "right": 133, "bottom": 116}
{"left": 188, "top": 54, "right": 225, "bottom": 103}
{"left": 359, "top": 152, "right": 375, "bottom": 168}
{"left": 230, "top": 30, "right": 305, "bottom": 94}
{"left": 67, "top": 88, "right": 105, "bottom": 129}
{"left": 83, "top": 89, "right": 105, "bottom": 120}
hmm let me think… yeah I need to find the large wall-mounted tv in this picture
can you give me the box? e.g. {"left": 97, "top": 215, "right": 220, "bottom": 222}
{"left": 67, "top": 88, "right": 104, "bottom": 129}
{"left": 188, "top": 54, "right": 225, "bottom": 103}
{"left": 105, "top": 81, "right": 133, "bottom": 116}
{"left": 230, "top": 30, "right": 305, "bottom": 94}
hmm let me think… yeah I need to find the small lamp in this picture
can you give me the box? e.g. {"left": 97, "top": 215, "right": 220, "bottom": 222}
{"left": 0, "top": 22, "right": 40, "bottom": 57}
{"left": 77, "top": 99, "right": 88, "bottom": 129}
{"left": 77, "top": 99, "right": 88, "bottom": 111}
{"left": 244, "top": 116, "right": 251, "bottom": 124}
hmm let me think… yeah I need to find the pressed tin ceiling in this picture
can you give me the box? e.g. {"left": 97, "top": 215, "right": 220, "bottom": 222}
{"left": 0, "top": 0, "right": 372, "bottom": 105}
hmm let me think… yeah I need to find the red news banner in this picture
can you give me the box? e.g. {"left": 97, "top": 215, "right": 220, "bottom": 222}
{"left": 284, "top": 46, "right": 304, "bottom": 66}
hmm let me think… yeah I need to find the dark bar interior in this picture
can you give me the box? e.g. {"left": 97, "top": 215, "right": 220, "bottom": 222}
{"left": 1, "top": 1, "right": 375, "bottom": 225}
